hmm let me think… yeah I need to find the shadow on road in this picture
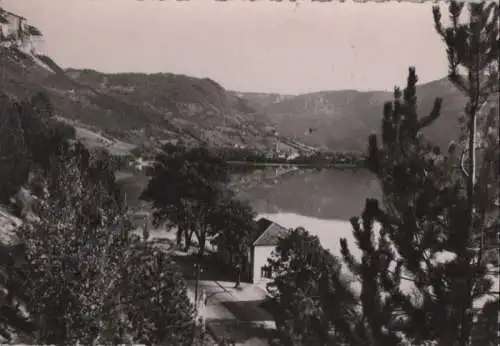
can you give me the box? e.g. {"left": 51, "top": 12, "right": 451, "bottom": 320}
{"left": 207, "top": 319, "right": 278, "bottom": 345}
{"left": 221, "top": 300, "right": 274, "bottom": 322}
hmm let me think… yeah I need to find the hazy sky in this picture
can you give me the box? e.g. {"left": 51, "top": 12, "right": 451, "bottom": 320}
{"left": 3, "top": 0, "right": 450, "bottom": 94}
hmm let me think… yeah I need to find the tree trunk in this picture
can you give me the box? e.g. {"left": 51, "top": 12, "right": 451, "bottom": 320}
{"left": 176, "top": 227, "right": 183, "bottom": 247}
{"left": 184, "top": 229, "right": 194, "bottom": 252}
{"left": 198, "top": 232, "right": 206, "bottom": 259}
{"left": 460, "top": 98, "right": 480, "bottom": 346}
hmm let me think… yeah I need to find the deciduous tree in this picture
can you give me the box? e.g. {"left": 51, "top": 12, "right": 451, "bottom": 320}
{"left": 142, "top": 144, "right": 230, "bottom": 257}
{"left": 266, "top": 228, "right": 359, "bottom": 346}
{"left": 125, "top": 247, "right": 196, "bottom": 345}
{"left": 208, "top": 195, "right": 259, "bottom": 267}
{"left": 0, "top": 243, "right": 35, "bottom": 343}
{"left": 12, "top": 144, "right": 196, "bottom": 345}
{"left": 0, "top": 94, "right": 30, "bottom": 203}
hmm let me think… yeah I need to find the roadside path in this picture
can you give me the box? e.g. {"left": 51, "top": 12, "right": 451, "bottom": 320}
{"left": 146, "top": 228, "right": 277, "bottom": 345}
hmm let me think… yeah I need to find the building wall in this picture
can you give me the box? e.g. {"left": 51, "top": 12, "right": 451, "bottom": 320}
{"left": 0, "top": 13, "right": 26, "bottom": 40}
{"left": 0, "top": 13, "right": 39, "bottom": 53}
{"left": 252, "top": 245, "right": 275, "bottom": 283}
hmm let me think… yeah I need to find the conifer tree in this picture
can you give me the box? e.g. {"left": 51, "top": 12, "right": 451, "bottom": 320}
{"left": 338, "top": 60, "right": 499, "bottom": 344}
{"left": 433, "top": 2, "right": 499, "bottom": 344}
{"left": 335, "top": 3, "right": 499, "bottom": 344}
{"left": 339, "top": 69, "right": 498, "bottom": 346}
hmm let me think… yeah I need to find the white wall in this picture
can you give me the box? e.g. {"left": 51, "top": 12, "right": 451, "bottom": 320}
{"left": 252, "top": 245, "right": 275, "bottom": 283}
{"left": 0, "top": 13, "right": 38, "bottom": 52}
{"left": 0, "top": 13, "right": 26, "bottom": 39}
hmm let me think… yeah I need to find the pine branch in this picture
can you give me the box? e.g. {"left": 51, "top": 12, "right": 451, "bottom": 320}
{"left": 418, "top": 98, "right": 443, "bottom": 130}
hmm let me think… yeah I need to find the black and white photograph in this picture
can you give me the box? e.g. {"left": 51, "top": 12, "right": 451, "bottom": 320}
{"left": 0, "top": 0, "right": 499, "bottom": 345}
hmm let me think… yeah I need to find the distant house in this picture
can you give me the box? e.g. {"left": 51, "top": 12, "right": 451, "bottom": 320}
{"left": 215, "top": 217, "right": 289, "bottom": 284}
{"left": 0, "top": 10, "right": 26, "bottom": 40}
{"left": 286, "top": 152, "right": 300, "bottom": 161}
{"left": 251, "top": 218, "right": 289, "bottom": 283}
{"left": 134, "top": 157, "right": 155, "bottom": 172}
{"left": 0, "top": 9, "right": 42, "bottom": 53}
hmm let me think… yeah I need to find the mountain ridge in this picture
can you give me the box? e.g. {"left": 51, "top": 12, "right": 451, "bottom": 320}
{"left": 233, "top": 77, "right": 468, "bottom": 152}
{"left": 0, "top": 6, "right": 473, "bottom": 157}
{"left": 1, "top": 6, "right": 299, "bottom": 155}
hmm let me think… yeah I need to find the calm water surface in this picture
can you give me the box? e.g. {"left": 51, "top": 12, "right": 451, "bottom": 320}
{"left": 239, "top": 168, "right": 382, "bottom": 259}
{"left": 117, "top": 168, "right": 382, "bottom": 258}
{"left": 240, "top": 168, "right": 381, "bottom": 220}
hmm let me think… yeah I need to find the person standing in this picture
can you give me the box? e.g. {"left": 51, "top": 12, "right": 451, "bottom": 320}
{"left": 234, "top": 263, "right": 241, "bottom": 289}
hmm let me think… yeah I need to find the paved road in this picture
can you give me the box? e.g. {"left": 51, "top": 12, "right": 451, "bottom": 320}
{"left": 141, "top": 228, "right": 277, "bottom": 345}
{"left": 171, "top": 251, "right": 277, "bottom": 345}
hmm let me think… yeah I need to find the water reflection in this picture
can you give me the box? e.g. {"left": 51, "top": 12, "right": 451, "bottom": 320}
{"left": 239, "top": 169, "right": 382, "bottom": 221}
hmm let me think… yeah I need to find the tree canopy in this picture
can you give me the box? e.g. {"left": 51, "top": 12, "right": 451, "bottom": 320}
{"left": 5, "top": 143, "right": 197, "bottom": 345}
{"left": 142, "top": 143, "right": 257, "bottom": 259}
{"left": 0, "top": 95, "right": 199, "bottom": 344}
{"left": 0, "top": 95, "right": 30, "bottom": 203}
{"left": 208, "top": 194, "right": 259, "bottom": 265}
{"left": 335, "top": 2, "right": 500, "bottom": 342}
{"left": 263, "top": 3, "right": 499, "bottom": 345}
{"left": 266, "top": 227, "right": 359, "bottom": 346}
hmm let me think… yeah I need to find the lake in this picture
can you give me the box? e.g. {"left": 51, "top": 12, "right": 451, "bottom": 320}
{"left": 117, "top": 167, "right": 498, "bottom": 307}
{"left": 118, "top": 168, "right": 381, "bottom": 219}
{"left": 116, "top": 167, "right": 382, "bottom": 253}
{"left": 239, "top": 168, "right": 381, "bottom": 220}
{"left": 240, "top": 168, "right": 382, "bottom": 261}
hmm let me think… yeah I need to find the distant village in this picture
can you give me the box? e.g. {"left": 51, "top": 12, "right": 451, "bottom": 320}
{"left": 128, "top": 137, "right": 364, "bottom": 173}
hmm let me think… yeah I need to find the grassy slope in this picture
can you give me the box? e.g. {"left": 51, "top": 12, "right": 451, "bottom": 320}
{"left": 62, "top": 69, "right": 288, "bottom": 150}
{"left": 1, "top": 45, "right": 296, "bottom": 155}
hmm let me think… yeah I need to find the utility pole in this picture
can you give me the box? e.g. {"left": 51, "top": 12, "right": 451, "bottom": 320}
{"left": 194, "top": 262, "right": 201, "bottom": 304}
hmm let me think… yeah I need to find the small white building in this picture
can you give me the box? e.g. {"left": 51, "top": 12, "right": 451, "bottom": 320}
{"left": 215, "top": 217, "right": 289, "bottom": 284}
{"left": 286, "top": 152, "right": 300, "bottom": 161}
{"left": 0, "top": 10, "right": 27, "bottom": 41}
{"left": 250, "top": 218, "right": 289, "bottom": 283}
{"left": 0, "top": 9, "right": 43, "bottom": 53}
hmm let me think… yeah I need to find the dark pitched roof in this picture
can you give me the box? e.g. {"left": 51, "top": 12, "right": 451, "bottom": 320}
{"left": 253, "top": 218, "right": 289, "bottom": 247}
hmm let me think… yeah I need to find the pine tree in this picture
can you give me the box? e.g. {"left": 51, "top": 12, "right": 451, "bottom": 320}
{"left": 340, "top": 199, "right": 410, "bottom": 346}
{"left": 338, "top": 64, "right": 498, "bottom": 345}
{"left": 433, "top": 2, "right": 499, "bottom": 344}
{"left": 333, "top": 3, "right": 499, "bottom": 344}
